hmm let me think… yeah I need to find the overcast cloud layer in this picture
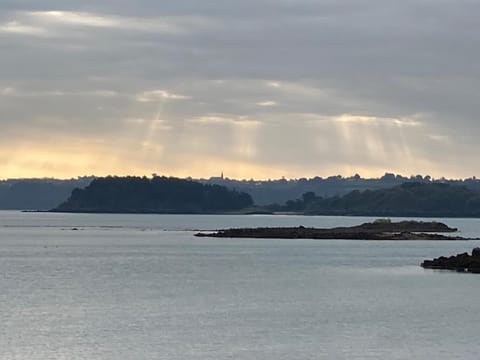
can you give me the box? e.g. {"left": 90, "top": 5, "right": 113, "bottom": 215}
{"left": 1, "top": 0, "right": 479, "bottom": 179}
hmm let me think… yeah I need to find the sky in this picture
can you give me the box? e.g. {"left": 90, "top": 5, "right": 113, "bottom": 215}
{"left": 1, "top": 0, "right": 479, "bottom": 180}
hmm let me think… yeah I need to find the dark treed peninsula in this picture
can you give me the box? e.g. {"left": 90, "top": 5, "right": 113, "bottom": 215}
{"left": 270, "top": 182, "right": 480, "bottom": 217}
{"left": 53, "top": 176, "right": 253, "bottom": 213}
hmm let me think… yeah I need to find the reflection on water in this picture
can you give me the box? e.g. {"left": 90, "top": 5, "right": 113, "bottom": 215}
{"left": 1, "top": 211, "right": 480, "bottom": 360}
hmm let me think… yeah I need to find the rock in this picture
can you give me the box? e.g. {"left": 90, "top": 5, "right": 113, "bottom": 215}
{"left": 421, "top": 249, "right": 480, "bottom": 273}
{"left": 195, "top": 220, "right": 471, "bottom": 241}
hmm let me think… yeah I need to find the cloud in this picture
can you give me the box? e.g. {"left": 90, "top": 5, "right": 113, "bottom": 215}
{"left": 188, "top": 114, "right": 260, "bottom": 128}
{"left": 1, "top": 0, "right": 480, "bottom": 179}
{"left": 0, "top": 20, "right": 49, "bottom": 36}
{"left": 306, "top": 114, "right": 423, "bottom": 128}
{"left": 136, "top": 90, "right": 190, "bottom": 102}
{"left": 1, "top": 87, "right": 16, "bottom": 95}
{"left": 0, "top": 10, "right": 213, "bottom": 39}
{"left": 256, "top": 101, "right": 278, "bottom": 107}
{"left": 30, "top": 11, "right": 118, "bottom": 28}
{"left": 0, "top": 88, "right": 118, "bottom": 98}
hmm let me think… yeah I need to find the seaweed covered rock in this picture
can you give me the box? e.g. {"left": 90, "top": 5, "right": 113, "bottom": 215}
{"left": 472, "top": 247, "right": 480, "bottom": 257}
{"left": 421, "top": 249, "right": 480, "bottom": 273}
{"left": 195, "top": 220, "right": 470, "bottom": 240}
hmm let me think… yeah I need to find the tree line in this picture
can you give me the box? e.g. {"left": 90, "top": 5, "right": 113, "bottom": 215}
{"left": 269, "top": 182, "right": 480, "bottom": 217}
{"left": 54, "top": 176, "right": 253, "bottom": 213}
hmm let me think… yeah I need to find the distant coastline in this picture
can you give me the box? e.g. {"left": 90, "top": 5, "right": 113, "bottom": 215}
{"left": 3, "top": 174, "right": 480, "bottom": 218}
{"left": 3, "top": 172, "right": 480, "bottom": 212}
{"left": 51, "top": 178, "right": 480, "bottom": 218}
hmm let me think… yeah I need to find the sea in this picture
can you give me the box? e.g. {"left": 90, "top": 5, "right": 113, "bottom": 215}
{"left": 1, "top": 211, "right": 480, "bottom": 360}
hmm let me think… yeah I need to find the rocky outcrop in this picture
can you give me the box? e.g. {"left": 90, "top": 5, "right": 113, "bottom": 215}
{"left": 195, "top": 220, "right": 469, "bottom": 240}
{"left": 472, "top": 247, "right": 480, "bottom": 257}
{"left": 341, "top": 220, "right": 457, "bottom": 233}
{"left": 421, "top": 248, "right": 480, "bottom": 273}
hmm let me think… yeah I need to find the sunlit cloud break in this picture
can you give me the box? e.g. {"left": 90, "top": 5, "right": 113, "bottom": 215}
{"left": 256, "top": 101, "right": 278, "bottom": 107}
{"left": 189, "top": 115, "right": 261, "bottom": 128}
{"left": 307, "top": 114, "right": 423, "bottom": 128}
{"left": 0, "top": 20, "right": 48, "bottom": 36}
{"left": 25, "top": 11, "right": 210, "bottom": 35}
{"left": 136, "top": 90, "right": 191, "bottom": 103}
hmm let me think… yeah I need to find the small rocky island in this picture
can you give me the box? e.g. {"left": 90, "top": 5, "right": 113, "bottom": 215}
{"left": 195, "top": 220, "right": 473, "bottom": 240}
{"left": 422, "top": 248, "right": 480, "bottom": 273}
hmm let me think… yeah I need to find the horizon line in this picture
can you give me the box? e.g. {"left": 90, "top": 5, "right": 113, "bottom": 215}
{"left": 0, "top": 172, "right": 478, "bottom": 183}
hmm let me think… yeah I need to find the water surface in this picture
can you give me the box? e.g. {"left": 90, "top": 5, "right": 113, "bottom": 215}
{"left": 1, "top": 211, "right": 479, "bottom": 359}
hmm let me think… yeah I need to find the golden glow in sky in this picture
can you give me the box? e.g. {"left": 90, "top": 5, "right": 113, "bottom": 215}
{"left": 0, "top": 111, "right": 471, "bottom": 180}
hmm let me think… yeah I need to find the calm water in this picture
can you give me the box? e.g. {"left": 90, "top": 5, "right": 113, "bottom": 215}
{"left": 1, "top": 211, "right": 480, "bottom": 359}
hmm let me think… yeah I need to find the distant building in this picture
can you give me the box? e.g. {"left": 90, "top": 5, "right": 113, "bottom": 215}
{"left": 210, "top": 171, "right": 225, "bottom": 182}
